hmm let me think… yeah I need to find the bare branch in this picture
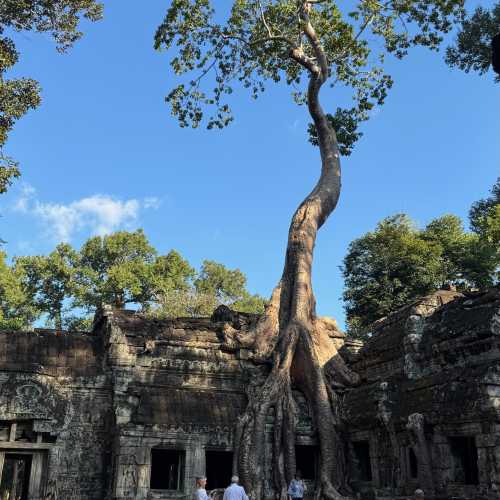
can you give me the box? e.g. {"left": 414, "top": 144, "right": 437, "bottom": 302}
{"left": 258, "top": 0, "right": 274, "bottom": 38}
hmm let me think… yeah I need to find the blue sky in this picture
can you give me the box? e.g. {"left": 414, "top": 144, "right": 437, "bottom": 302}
{"left": 1, "top": 0, "right": 498, "bottom": 327}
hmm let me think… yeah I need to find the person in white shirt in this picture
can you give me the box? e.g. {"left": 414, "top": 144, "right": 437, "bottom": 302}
{"left": 223, "top": 476, "right": 249, "bottom": 500}
{"left": 288, "top": 470, "right": 306, "bottom": 500}
{"left": 195, "top": 477, "right": 209, "bottom": 500}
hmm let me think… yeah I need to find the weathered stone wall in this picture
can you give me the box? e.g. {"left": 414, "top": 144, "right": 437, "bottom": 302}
{"left": 1, "top": 288, "right": 499, "bottom": 500}
{"left": 0, "top": 329, "right": 112, "bottom": 500}
{"left": 345, "top": 288, "right": 500, "bottom": 500}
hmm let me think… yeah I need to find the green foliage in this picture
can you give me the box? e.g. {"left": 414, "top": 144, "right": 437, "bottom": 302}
{"left": 342, "top": 214, "right": 447, "bottom": 335}
{"left": 15, "top": 243, "right": 79, "bottom": 329}
{"left": 466, "top": 178, "right": 500, "bottom": 286}
{"left": 156, "top": 0, "right": 463, "bottom": 152}
{"left": 445, "top": 2, "right": 500, "bottom": 81}
{"left": 0, "top": 154, "right": 20, "bottom": 194}
{"left": 469, "top": 177, "right": 500, "bottom": 236}
{"left": 152, "top": 259, "right": 267, "bottom": 318}
{"left": 0, "top": 0, "right": 103, "bottom": 191}
{"left": 76, "top": 230, "right": 158, "bottom": 310}
{"left": 342, "top": 180, "right": 500, "bottom": 337}
{"left": 0, "top": 229, "right": 268, "bottom": 329}
{"left": 0, "top": 251, "right": 37, "bottom": 330}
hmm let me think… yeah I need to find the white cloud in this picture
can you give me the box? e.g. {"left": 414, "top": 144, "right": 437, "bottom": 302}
{"left": 143, "top": 197, "right": 162, "bottom": 210}
{"left": 13, "top": 183, "right": 36, "bottom": 213}
{"left": 12, "top": 185, "right": 161, "bottom": 242}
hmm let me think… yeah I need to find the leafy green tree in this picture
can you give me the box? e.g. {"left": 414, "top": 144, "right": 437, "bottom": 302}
{"left": 343, "top": 188, "right": 500, "bottom": 337}
{"left": 15, "top": 243, "right": 78, "bottom": 329}
{"left": 0, "top": 251, "right": 38, "bottom": 329}
{"left": 155, "top": 0, "right": 463, "bottom": 496}
{"left": 466, "top": 178, "right": 500, "bottom": 286}
{"left": 342, "top": 215, "right": 447, "bottom": 335}
{"left": 421, "top": 214, "right": 474, "bottom": 283}
{"left": 76, "top": 230, "right": 157, "bottom": 310}
{"left": 469, "top": 177, "right": 500, "bottom": 235}
{"left": 0, "top": 0, "right": 103, "bottom": 191}
{"left": 445, "top": 2, "right": 500, "bottom": 81}
{"left": 194, "top": 260, "right": 266, "bottom": 315}
{"left": 152, "top": 249, "right": 196, "bottom": 296}
{"left": 151, "top": 258, "right": 266, "bottom": 318}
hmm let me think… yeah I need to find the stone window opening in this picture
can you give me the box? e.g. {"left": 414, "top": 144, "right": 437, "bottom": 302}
{"left": 295, "top": 445, "right": 318, "bottom": 481}
{"left": 0, "top": 453, "right": 32, "bottom": 500}
{"left": 0, "top": 421, "right": 52, "bottom": 499}
{"left": 448, "top": 436, "right": 479, "bottom": 485}
{"left": 352, "top": 441, "right": 372, "bottom": 482}
{"left": 408, "top": 447, "right": 418, "bottom": 479}
{"left": 205, "top": 450, "right": 233, "bottom": 490}
{"left": 150, "top": 448, "right": 186, "bottom": 491}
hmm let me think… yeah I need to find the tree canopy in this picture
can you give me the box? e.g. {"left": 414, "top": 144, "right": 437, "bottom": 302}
{"left": 0, "top": 0, "right": 103, "bottom": 192}
{"left": 445, "top": 1, "right": 500, "bottom": 80}
{"left": 155, "top": 0, "right": 463, "bottom": 154}
{"left": 342, "top": 180, "right": 500, "bottom": 337}
{"left": 0, "top": 229, "right": 266, "bottom": 331}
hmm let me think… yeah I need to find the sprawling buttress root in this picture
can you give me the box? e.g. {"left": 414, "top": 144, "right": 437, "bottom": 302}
{"left": 232, "top": 3, "right": 361, "bottom": 499}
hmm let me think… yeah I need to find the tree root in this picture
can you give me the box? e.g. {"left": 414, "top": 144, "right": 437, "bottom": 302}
{"left": 233, "top": 314, "right": 358, "bottom": 500}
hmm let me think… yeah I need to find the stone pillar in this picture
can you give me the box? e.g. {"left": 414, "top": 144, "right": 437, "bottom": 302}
{"left": 407, "top": 413, "right": 435, "bottom": 495}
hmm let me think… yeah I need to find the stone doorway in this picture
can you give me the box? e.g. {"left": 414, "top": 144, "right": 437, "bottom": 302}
{"left": 0, "top": 454, "right": 32, "bottom": 500}
{"left": 205, "top": 450, "right": 233, "bottom": 490}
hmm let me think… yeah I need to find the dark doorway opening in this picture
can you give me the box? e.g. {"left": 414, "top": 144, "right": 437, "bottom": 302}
{"left": 150, "top": 449, "right": 185, "bottom": 490}
{"left": 206, "top": 450, "right": 233, "bottom": 489}
{"left": 449, "top": 436, "right": 479, "bottom": 485}
{"left": 0, "top": 454, "right": 32, "bottom": 500}
{"left": 352, "top": 441, "right": 372, "bottom": 481}
{"left": 295, "top": 445, "right": 318, "bottom": 481}
{"left": 408, "top": 448, "right": 418, "bottom": 479}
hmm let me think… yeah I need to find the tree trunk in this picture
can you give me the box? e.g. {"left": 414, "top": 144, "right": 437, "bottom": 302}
{"left": 235, "top": 10, "right": 359, "bottom": 499}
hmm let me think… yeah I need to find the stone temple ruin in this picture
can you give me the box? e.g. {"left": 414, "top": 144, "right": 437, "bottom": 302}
{"left": 0, "top": 287, "right": 499, "bottom": 500}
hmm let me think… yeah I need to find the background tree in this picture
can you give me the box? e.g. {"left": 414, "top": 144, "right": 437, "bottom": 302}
{"left": 342, "top": 214, "right": 467, "bottom": 337}
{"left": 466, "top": 177, "right": 500, "bottom": 286}
{"left": 75, "top": 229, "right": 158, "bottom": 311}
{"left": 15, "top": 243, "right": 78, "bottom": 329}
{"left": 151, "top": 258, "right": 267, "bottom": 318}
{"left": 445, "top": 2, "right": 500, "bottom": 80}
{"left": 155, "top": 0, "right": 463, "bottom": 498}
{"left": 0, "top": 251, "right": 37, "bottom": 330}
{"left": 342, "top": 180, "right": 499, "bottom": 337}
{"left": 0, "top": 0, "right": 103, "bottom": 192}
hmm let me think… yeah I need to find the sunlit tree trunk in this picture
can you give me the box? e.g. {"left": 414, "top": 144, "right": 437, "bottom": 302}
{"left": 234, "top": 5, "right": 359, "bottom": 500}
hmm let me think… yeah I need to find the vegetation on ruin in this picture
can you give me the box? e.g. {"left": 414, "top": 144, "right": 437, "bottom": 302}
{"left": 0, "top": 229, "right": 266, "bottom": 330}
{"left": 342, "top": 179, "right": 500, "bottom": 337}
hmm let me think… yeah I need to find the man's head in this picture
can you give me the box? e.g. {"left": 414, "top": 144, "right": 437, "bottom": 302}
{"left": 296, "top": 470, "right": 302, "bottom": 480}
{"left": 196, "top": 477, "right": 207, "bottom": 488}
{"left": 231, "top": 476, "right": 239, "bottom": 484}
{"left": 414, "top": 489, "right": 424, "bottom": 500}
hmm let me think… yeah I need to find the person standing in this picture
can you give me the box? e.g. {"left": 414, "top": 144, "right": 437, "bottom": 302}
{"left": 195, "top": 477, "right": 209, "bottom": 500}
{"left": 288, "top": 471, "right": 306, "bottom": 500}
{"left": 223, "top": 476, "right": 249, "bottom": 500}
{"left": 413, "top": 489, "right": 425, "bottom": 500}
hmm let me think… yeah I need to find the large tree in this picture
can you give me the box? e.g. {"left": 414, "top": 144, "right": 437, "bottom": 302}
{"left": 151, "top": 257, "right": 267, "bottom": 317}
{"left": 75, "top": 229, "right": 158, "bottom": 310}
{"left": 15, "top": 243, "right": 79, "bottom": 330}
{"left": 0, "top": 0, "right": 103, "bottom": 192}
{"left": 466, "top": 177, "right": 500, "bottom": 286}
{"left": 342, "top": 214, "right": 474, "bottom": 336}
{"left": 155, "top": 1, "right": 463, "bottom": 498}
{"left": 0, "top": 251, "right": 38, "bottom": 330}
